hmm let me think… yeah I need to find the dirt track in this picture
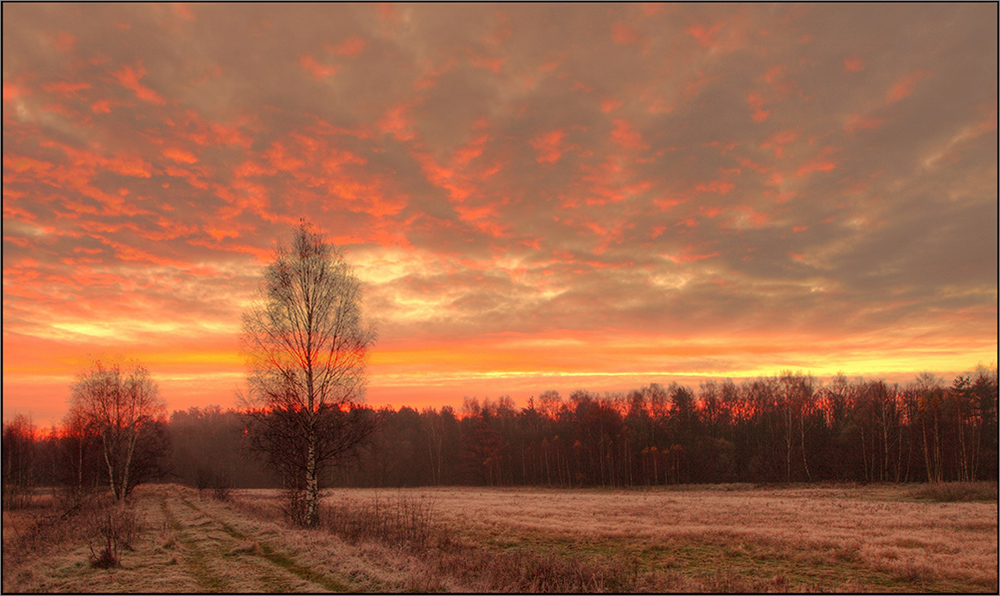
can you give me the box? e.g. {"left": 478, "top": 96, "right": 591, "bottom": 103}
{"left": 3, "top": 485, "right": 352, "bottom": 593}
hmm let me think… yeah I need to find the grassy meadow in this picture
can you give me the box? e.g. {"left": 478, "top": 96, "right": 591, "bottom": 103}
{"left": 2, "top": 482, "right": 996, "bottom": 593}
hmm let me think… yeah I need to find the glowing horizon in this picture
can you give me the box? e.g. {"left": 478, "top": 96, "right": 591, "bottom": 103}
{"left": 3, "top": 4, "right": 997, "bottom": 428}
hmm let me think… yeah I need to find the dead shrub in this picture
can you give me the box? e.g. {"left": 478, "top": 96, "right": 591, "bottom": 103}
{"left": 321, "top": 493, "right": 434, "bottom": 550}
{"left": 283, "top": 488, "right": 310, "bottom": 527}
{"left": 84, "top": 503, "right": 142, "bottom": 569}
{"left": 892, "top": 559, "right": 938, "bottom": 584}
{"left": 211, "top": 472, "right": 234, "bottom": 502}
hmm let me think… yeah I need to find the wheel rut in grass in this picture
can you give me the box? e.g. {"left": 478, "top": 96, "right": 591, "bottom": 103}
{"left": 160, "top": 497, "right": 233, "bottom": 593}
{"left": 171, "top": 491, "right": 349, "bottom": 592}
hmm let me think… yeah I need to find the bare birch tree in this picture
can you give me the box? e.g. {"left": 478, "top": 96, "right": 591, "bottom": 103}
{"left": 241, "top": 222, "right": 376, "bottom": 528}
{"left": 68, "top": 357, "right": 168, "bottom": 501}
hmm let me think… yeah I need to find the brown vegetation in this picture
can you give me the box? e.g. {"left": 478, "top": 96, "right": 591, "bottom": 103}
{"left": 3, "top": 482, "right": 996, "bottom": 593}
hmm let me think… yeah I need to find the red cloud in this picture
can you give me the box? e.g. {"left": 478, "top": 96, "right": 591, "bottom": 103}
{"left": 886, "top": 70, "right": 931, "bottom": 105}
{"left": 41, "top": 81, "right": 92, "bottom": 96}
{"left": 163, "top": 147, "right": 198, "bottom": 164}
{"left": 531, "top": 130, "right": 565, "bottom": 163}
{"left": 378, "top": 103, "right": 416, "bottom": 142}
{"left": 106, "top": 154, "right": 153, "bottom": 178}
{"left": 686, "top": 22, "right": 723, "bottom": 48}
{"left": 611, "top": 22, "right": 638, "bottom": 45}
{"left": 4, "top": 155, "right": 54, "bottom": 173}
{"left": 469, "top": 54, "right": 506, "bottom": 74}
{"left": 796, "top": 148, "right": 837, "bottom": 177}
{"left": 760, "top": 130, "right": 797, "bottom": 158}
{"left": 112, "top": 62, "right": 166, "bottom": 105}
{"left": 843, "top": 114, "right": 885, "bottom": 134}
{"left": 90, "top": 100, "right": 116, "bottom": 113}
{"left": 611, "top": 119, "right": 647, "bottom": 150}
{"left": 300, "top": 54, "right": 339, "bottom": 80}
{"left": 3, "top": 83, "right": 24, "bottom": 101}
{"left": 330, "top": 36, "right": 367, "bottom": 57}
{"left": 696, "top": 181, "right": 735, "bottom": 196}
{"left": 844, "top": 56, "right": 865, "bottom": 72}
{"left": 173, "top": 3, "right": 195, "bottom": 21}
{"left": 49, "top": 31, "right": 76, "bottom": 53}
{"left": 601, "top": 99, "right": 622, "bottom": 113}
{"left": 747, "top": 90, "right": 769, "bottom": 122}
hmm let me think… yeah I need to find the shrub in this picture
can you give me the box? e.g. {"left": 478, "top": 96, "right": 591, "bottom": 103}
{"left": 321, "top": 493, "right": 434, "bottom": 550}
{"left": 85, "top": 504, "right": 142, "bottom": 569}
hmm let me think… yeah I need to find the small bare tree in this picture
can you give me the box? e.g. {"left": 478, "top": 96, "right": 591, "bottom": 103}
{"left": 68, "top": 357, "right": 168, "bottom": 501}
{"left": 242, "top": 221, "right": 377, "bottom": 528}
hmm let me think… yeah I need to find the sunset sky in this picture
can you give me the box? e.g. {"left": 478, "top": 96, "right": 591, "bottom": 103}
{"left": 3, "top": 3, "right": 997, "bottom": 427}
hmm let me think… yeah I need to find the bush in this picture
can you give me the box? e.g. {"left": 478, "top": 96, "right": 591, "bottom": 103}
{"left": 85, "top": 503, "right": 142, "bottom": 569}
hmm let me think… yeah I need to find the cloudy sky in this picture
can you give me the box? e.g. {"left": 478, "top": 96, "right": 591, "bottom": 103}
{"left": 3, "top": 3, "right": 997, "bottom": 426}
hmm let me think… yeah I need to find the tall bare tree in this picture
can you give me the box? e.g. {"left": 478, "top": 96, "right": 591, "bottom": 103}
{"left": 68, "top": 357, "right": 168, "bottom": 501}
{"left": 242, "top": 222, "right": 376, "bottom": 527}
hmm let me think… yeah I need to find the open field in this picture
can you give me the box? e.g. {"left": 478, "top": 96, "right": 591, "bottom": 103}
{"left": 3, "top": 483, "right": 996, "bottom": 593}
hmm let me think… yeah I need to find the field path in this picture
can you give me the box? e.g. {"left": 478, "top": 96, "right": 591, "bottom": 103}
{"left": 151, "top": 485, "right": 349, "bottom": 593}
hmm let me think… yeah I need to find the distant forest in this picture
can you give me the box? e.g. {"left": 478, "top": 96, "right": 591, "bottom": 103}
{"left": 4, "top": 368, "right": 997, "bottom": 496}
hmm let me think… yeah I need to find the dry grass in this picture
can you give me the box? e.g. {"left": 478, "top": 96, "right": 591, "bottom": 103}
{"left": 4, "top": 483, "right": 996, "bottom": 592}
{"left": 317, "top": 483, "right": 998, "bottom": 593}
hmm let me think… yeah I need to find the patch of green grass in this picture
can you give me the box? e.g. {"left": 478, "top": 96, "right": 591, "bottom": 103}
{"left": 256, "top": 542, "right": 349, "bottom": 593}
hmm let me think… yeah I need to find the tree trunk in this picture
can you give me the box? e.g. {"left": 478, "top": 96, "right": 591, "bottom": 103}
{"left": 305, "top": 428, "right": 319, "bottom": 527}
{"left": 101, "top": 430, "right": 120, "bottom": 500}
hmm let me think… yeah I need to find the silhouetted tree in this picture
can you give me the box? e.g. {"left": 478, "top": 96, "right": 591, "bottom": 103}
{"left": 241, "top": 222, "right": 377, "bottom": 527}
{"left": 67, "top": 357, "right": 168, "bottom": 501}
{"left": 2, "top": 415, "right": 37, "bottom": 509}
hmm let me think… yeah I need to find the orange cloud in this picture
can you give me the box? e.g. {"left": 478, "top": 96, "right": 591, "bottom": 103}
{"left": 163, "top": 147, "right": 198, "bottom": 164}
{"left": 686, "top": 22, "right": 723, "bottom": 48}
{"left": 378, "top": 103, "right": 416, "bottom": 142}
{"left": 695, "top": 181, "right": 735, "bottom": 195}
{"left": 300, "top": 54, "right": 339, "bottom": 80}
{"left": 844, "top": 56, "right": 865, "bottom": 72}
{"left": 760, "top": 130, "right": 797, "bottom": 158}
{"left": 330, "top": 36, "right": 367, "bottom": 57}
{"left": 611, "top": 22, "right": 638, "bottom": 45}
{"left": 106, "top": 154, "right": 153, "bottom": 178}
{"left": 112, "top": 62, "right": 166, "bottom": 105}
{"left": 886, "top": 70, "right": 931, "bottom": 105}
{"left": 531, "top": 130, "right": 566, "bottom": 163}
{"left": 41, "top": 81, "right": 92, "bottom": 96}
{"left": 611, "top": 119, "right": 647, "bottom": 149}
{"left": 747, "top": 90, "right": 769, "bottom": 122}
{"left": 844, "top": 114, "right": 885, "bottom": 134}
{"left": 796, "top": 148, "right": 837, "bottom": 177}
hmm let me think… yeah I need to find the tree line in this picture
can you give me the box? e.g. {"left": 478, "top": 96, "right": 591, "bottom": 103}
{"left": 5, "top": 366, "right": 996, "bottom": 502}
{"left": 334, "top": 368, "right": 998, "bottom": 487}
